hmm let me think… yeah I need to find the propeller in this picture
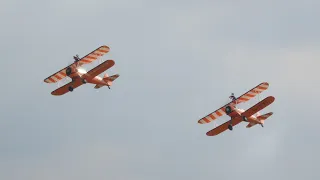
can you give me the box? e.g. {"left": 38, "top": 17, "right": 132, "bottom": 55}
{"left": 62, "top": 56, "right": 81, "bottom": 83}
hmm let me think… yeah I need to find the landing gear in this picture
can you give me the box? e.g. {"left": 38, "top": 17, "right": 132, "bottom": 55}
{"left": 68, "top": 86, "right": 74, "bottom": 92}
{"left": 228, "top": 124, "right": 233, "bottom": 131}
{"left": 107, "top": 85, "right": 110, "bottom": 89}
{"left": 82, "top": 78, "right": 87, "bottom": 84}
{"left": 242, "top": 116, "right": 248, "bottom": 122}
{"left": 261, "top": 124, "right": 264, "bottom": 127}
{"left": 225, "top": 106, "right": 232, "bottom": 115}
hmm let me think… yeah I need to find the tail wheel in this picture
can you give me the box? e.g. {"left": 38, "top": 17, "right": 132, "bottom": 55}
{"left": 242, "top": 116, "right": 248, "bottom": 122}
{"left": 228, "top": 124, "right": 233, "bottom": 131}
{"left": 68, "top": 86, "right": 74, "bottom": 92}
{"left": 225, "top": 106, "right": 232, "bottom": 115}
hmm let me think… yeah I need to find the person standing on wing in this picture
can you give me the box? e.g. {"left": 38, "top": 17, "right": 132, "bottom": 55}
{"left": 229, "top": 93, "right": 236, "bottom": 101}
{"left": 229, "top": 93, "right": 237, "bottom": 107}
{"left": 73, "top": 54, "right": 80, "bottom": 63}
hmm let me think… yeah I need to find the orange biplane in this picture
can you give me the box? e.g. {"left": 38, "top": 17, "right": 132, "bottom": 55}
{"left": 197, "top": 82, "right": 275, "bottom": 136}
{"left": 44, "top": 45, "right": 120, "bottom": 96}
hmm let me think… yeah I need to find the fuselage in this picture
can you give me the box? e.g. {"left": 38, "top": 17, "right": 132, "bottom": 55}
{"left": 227, "top": 106, "right": 262, "bottom": 124}
{"left": 68, "top": 67, "right": 109, "bottom": 86}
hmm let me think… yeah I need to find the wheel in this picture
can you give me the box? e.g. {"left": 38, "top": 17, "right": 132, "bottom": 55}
{"left": 228, "top": 124, "right": 233, "bottom": 131}
{"left": 242, "top": 116, "right": 248, "bottom": 122}
{"left": 225, "top": 106, "right": 232, "bottom": 115}
{"left": 66, "top": 67, "right": 72, "bottom": 76}
{"left": 82, "top": 78, "right": 87, "bottom": 84}
{"left": 68, "top": 86, "right": 74, "bottom": 92}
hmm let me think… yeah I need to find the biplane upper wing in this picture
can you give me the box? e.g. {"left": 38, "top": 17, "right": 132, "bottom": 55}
{"left": 242, "top": 96, "right": 275, "bottom": 118}
{"left": 197, "top": 82, "right": 269, "bottom": 124}
{"left": 44, "top": 45, "right": 110, "bottom": 83}
{"left": 83, "top": 60, "right": 115, "bottom": 78}
{"left": 198, "top": 105, "right": 229, "bottom": 124}
{"left": 51, "top": 78, "right": 84, "bottom": 96}
{"left": 206, "top": 117, "right": 243, "bottom": 136}
{"left": 77, "top": 45, "right": 110, "bottom": 65}
{"left": 235, "top": 82, "right": 269, "bottom": 104}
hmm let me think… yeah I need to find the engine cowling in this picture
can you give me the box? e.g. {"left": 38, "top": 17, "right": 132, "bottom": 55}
{"left": 66, "top": 66, "right": 77, "bottom": 76}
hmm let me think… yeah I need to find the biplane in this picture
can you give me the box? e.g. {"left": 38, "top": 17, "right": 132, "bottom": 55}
{"left": 197, "top": 82, "right": 275, "bottom": 136}
{"left": 44, "top": 45, "right": 120, "bottom": 96}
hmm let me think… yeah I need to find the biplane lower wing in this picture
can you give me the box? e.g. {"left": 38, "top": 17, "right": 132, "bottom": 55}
{"left": 83, "top": 60, "right": 115, "bottom": 78}
{"left": 197, "top": 82, "right": 269, "bottom": 124}
{"left": 44, "top": 45, "right": 110, "bottom": 83}
{"left": 241, "top": 96, "right": 275, "bottom": 118}
{"left": 51, "top": 78, "right": 84, "bottom": 96}
{"left": 206, "top": 117, "right": 243, "bottom": 136}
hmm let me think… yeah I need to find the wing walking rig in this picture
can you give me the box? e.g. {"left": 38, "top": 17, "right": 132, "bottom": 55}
{"left": 197, "top": 82, "right": 275, "bottom": 136}
{"left": 44, "top": 45, "right": 120, "bottom": 96}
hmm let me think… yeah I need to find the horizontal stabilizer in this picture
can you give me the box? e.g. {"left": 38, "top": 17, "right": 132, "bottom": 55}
{"left": 257, "top": 112, "right": 273, "bottom": 120}
{"left": 246, "top": 112, "right": 273, "bottom": 128}
{"left": 94, "top": 84, "right": 104, "bottom": 89}
{"left": 104, "top": 74, "right": 120, "bottom": 81}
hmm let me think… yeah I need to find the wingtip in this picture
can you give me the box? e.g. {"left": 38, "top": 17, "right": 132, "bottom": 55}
{"left": 100, "top": 45, "right": 110, "bottom": 54}
{"left": 198, "top": 120, "right": 205, "bottom": 124}
{"left": 206, "top": 132, "right": 215, "bottom": 136}
{"left": 107, "top": 59, "right": 115, "bottom": 63}
{"left": 268, "top": 96, "right": 275, "bottom": 102}
{"left": 101, "top": 45, "right": 110, "bottom": 49}
{"left": 51, "top": 91, "right": 61, "bottom": 96}
{"left": 44, "top": 78, "right": 50, "bottom": 83}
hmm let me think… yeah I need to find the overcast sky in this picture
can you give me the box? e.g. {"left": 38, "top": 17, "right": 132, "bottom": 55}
{"left": 1, "top": 0, "right": 320, "bottom": 179}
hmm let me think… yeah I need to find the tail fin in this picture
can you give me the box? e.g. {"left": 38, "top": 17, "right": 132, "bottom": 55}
{"left": 246, "top": 112, "right": 273, "bottom": 128}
